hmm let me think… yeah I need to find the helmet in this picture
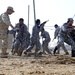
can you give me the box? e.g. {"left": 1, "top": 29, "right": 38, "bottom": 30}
{"left": 68, "top": 18, "right": 74, "bottom": 22}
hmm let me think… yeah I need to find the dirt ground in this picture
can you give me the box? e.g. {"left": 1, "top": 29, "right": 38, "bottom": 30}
{"left": 0, "top": 51, "right": 75, "bottom": 75}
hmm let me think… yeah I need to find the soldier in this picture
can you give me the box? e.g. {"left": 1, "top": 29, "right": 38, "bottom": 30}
{"left": 54, "top": 24, "right": 69, "bottom": 55}
{"left": 18, "top": 30, "right": 30, "bottom": 56}
{"left": 0, "top": 6, "right": 14, "bottom": 57}
{"left": 11, "top": 18, "right": 28, "bottom": 56}
{"left": 41, "top": 28, "right": 52, "bottom": 55}
{"left": 24, "top": 19, "right": 48, "bottom": 56}
{"left": 53, "top": 18, "right": 75, "bottom": 56}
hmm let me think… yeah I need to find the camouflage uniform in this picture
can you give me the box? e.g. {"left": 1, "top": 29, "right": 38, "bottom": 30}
{"left": 41, "top": 30, "right": 51, "bottom": 54}
{"left": 0, "top": 12, "right": 12, "bottom": 54}
{"left": 26, "top": 24, "right": 41, "bottom": 53}
{"left": 18, "top": 30, "right": 30, "bottom": 56}
{"left": 26, "top": 22, "right": 45, "bottom": 53}
{"left": 11, "top": 23, "right": 28, "bottom": 55}
{"left": 54, "top": 26, "right": 68, "bottom": 54}
{"left": 54, "top": 23, "right": 75, "bottom": 54}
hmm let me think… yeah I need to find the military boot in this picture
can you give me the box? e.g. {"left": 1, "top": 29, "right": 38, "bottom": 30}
{"left": 53, "top": 46, "right": 58, "bottom": 55}
{"left": 72, "top": 50, "right": 75, "bottom": 57}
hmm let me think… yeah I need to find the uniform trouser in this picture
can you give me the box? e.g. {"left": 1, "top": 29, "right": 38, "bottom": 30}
{"left": 18, "top": 41, "right": 26, "bottom": 52}
{"left": 42, "top": 41, "right": 51, "bottom": 54}
{"left": 19, "top": 39, "right": 30, "bottom": 51}
{"left": 57, "top": 42, "right": 68, "bottom": 53}
{"left": 61, "top": 43, "right": 68, "bottom": 52}
{"left": 13, "top": 39, "right": 21, "bottom": 51}
{"left": 11, "top": 39, "right": 15, "bottom": 51}
{"left": 56, "top": 35, "right": 75, "bottom": 52}
{"left": 0, "top": 33, "right": 8, "bottom": 54}
{"left": 26, "top": 39, "right": 41, "bottom": 53}
{"left": 25, "top": 40, "right": 30, "bottom": 49}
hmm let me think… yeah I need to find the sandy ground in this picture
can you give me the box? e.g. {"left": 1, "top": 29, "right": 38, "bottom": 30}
{"left": 0, "top": 51, "right": 75, "bottom": 75}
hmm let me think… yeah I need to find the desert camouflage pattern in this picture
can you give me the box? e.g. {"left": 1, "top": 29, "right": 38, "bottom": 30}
{"left": 0, "top": 12, "right": 11, "bottom": 54}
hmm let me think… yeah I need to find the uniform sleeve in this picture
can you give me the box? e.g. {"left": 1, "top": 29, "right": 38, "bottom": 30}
{"left": 9, "top": 29, "right": 16, "bottom": 34}
{"left": 13, "top": 24, "right": 20, "bottom": 31}
{"left": 62, "top": 25, "right": 72, "bottom": 32}
{"left": 40, "top": 21, "right": 48, "bottom": 31}
{"left": 24, "top": 24, "right": 27, "bottom": 31}
{"left": 61, "top": 25, "right": 67, "bottom": 32}
{"left": 1, "top": 13, "right": 11, "bottom": 26}
{"left": 9, "top": 24, "right": 18, "bottom": 34}
{"left": 40, "top": 24, "right": 44, "bottom": 31}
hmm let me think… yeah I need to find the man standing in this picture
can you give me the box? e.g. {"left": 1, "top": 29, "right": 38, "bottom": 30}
{"left": 41, "top": 28, "right": 52, "bottom": 55}
{"left": 24, "top": 19, "right": 48, "bottom": 56}
{"left": 53, "top": 18, "right": 75, "bottom": 56}
{"left": 54, "top": 24, "right": 69, "bottom": 55}
{"left": 0, "top": 6, "right": 14, "bottom": 57}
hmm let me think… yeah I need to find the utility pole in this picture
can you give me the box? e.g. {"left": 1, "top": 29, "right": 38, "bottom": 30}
{"left": 33, "top": 0, "right": 36, "bottom": 24}
{"left": 33, "top": 0, "right": 38, "bottom": 54}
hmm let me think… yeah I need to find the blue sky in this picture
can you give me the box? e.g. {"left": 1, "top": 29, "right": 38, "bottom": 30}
{"left": 0, "top": 0, "right": 75, "bottom": 47}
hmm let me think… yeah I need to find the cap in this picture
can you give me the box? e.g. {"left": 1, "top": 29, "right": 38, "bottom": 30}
{"left": 7, "top": 6, "right": 14, "bottom": 12}
{"left": 19, "top": 18, "right": 24, "bottom": 21}
{"left": 68, "top": 18, "right": 74, "bottom": 22}
{"left": 54, "top": 24, "right": 58, "bottom": 27}
{"left": 35, "top": 19, "right": 40, "bottom": 24}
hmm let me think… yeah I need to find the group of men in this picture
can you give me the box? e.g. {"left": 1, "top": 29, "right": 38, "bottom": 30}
{"left": 0, "top": 6, "right": 51, "bottom": 57}
{"left": 53, "top": 24, "right": 69, "bottom": 55}
{"left": 53, "top": 18, "right": 75, "bottom": 57}
{"left": 24, "top": 19, "right": 51, "bottom": 56}
{"left": 10, "top": 18, "right": 51, "bottom": 56}
{"left": 0, "top": 6, "right": 75, "bottom": 58}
